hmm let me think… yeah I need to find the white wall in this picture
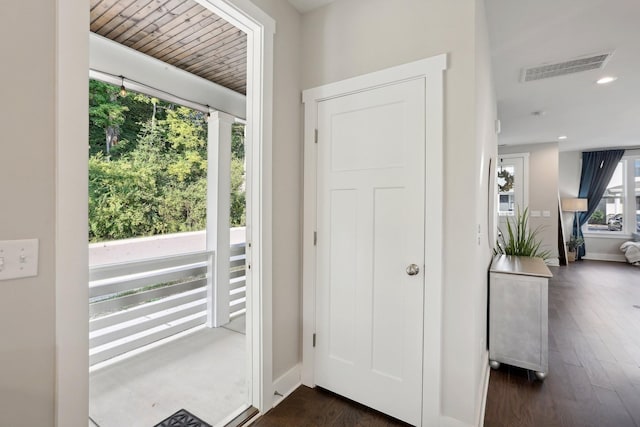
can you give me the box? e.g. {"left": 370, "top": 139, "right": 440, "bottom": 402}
{"left": 0, "top": 0, "right": 497, "bottom": 424}
{"left": 301, "top": 0, "right": 494, "bottom": 424}
{"left": 2, "top": 0, "right": 300, "bottom": 424}
{"left": 249, "top": 0, "right": 303, "bottom": 381}
{"left": 473, "top": 0, "right": 497, "bottom": 424}
{"left": 0, "top": 1, "right": 57, "bottom": 425}
{"left": 559, "top": 151, "right": 581, "bottom": 239}
{"left": 499, "top": 143, "right": 559, "bottom": 261}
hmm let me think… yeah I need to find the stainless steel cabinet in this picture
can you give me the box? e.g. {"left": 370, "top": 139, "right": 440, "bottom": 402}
{"left": 489, "top": 255, "right": 552, "bottom": 380}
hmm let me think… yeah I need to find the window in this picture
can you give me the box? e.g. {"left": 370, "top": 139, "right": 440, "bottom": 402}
{"left": 585, "top": 157, "right": 640, "bottom": 234}
{"left": 496, "top": 153, "right": 528, "bottom": 219}
{"left": 497, "top": 165, "right": 516, "bottom": 216}
{"left": 586, "top": 162, "right": 624, "bottom": 232}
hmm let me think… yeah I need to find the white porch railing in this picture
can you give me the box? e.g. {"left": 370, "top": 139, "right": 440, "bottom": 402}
{"left": 89, "top": 243, "right": 246, "bottom": 366}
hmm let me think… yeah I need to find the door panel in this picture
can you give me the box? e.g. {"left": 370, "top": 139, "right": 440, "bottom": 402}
{"left": 316, "top": 78, "right": 425, "bottom": 425}
{"left": 330, "top": 102, "right": 405, "bottom": 172}
{"left": 371, "top": 187, "right": 406, "bottom": 380}
{"left": 328, "top": 189, "right": 357, "bottom": 364}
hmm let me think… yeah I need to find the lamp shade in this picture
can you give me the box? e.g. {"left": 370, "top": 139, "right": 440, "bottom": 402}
{"left": 561, "top": 198, "right": 588, "bottom": 212}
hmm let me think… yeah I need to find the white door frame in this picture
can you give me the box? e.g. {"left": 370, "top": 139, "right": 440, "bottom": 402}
{"left": 496, "top": 152, "right": 530, "bottom": 214}
{"left": 55, "top": 1, "right": 275, "bottom": 425}
{"left": 301, "top": 54, "right": 447, "bottom": 426}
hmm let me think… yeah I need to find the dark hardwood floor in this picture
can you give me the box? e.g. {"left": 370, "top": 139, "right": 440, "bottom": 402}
{"left": 252, "top": 386, "right": 410, "bottom": 427}
{"left": 485, "top": 260, "right": 640, "bottom": 427}
{"left": 252, "top": 261, "right": 640, "bottom": 427}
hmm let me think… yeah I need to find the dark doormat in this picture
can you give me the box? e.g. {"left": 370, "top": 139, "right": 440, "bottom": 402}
{"left": 154, "top": 409, "right": 213, "bottom": 427}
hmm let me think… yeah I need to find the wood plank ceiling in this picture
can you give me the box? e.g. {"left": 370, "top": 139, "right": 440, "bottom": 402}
{"left": 90, "top": 0, "right": 247, "bottom": 94}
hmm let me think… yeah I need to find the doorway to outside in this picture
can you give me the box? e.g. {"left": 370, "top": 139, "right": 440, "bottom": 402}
{"left": 81, "top": 0, "right": 273, "bottom": 426}
{"left": 86, "top": 77, "right": 249, "bottom": 426}
{"left": 56, "top": 1, "right": 274, "bottom": 426}
{"left": 496, "top": 153, "right": 529, "bottom": 234}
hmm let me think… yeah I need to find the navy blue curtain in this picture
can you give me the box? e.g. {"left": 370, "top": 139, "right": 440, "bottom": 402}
{"left": 573, "top": 149, "right": 625, "bottom": 259}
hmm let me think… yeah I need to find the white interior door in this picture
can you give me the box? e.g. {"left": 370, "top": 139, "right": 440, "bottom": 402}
{"left": 315, "top": 78, "right": 426, "bottom": 425}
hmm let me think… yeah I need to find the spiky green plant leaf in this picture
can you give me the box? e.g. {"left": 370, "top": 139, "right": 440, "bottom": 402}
{"left": 494, "top": 207, "right": 551, "bottom": 259}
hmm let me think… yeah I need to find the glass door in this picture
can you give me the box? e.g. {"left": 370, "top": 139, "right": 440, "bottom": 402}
{"left": 497, "top": 153, "right": 528, "bottom": 234}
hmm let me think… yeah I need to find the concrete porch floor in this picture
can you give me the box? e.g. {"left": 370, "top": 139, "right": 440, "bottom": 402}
{"left": 89, "top": 315, "right": 247, "bottom": 427}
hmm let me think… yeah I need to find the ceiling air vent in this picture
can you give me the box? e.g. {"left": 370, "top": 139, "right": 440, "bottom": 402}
{"left": 521, "top": 52, "right": 612, "bottom": 82}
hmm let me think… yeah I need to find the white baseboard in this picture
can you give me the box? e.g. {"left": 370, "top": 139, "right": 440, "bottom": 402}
{"left": 545, "top": 258, "right": 560, "bottom": 267}
{"left": 439, "top": 415, "right": 475, "bottom": 427}
{"left": 476, "top": 351, "right": 490, "bottom": 427}
{"left": 582, "top": 253, "right": 626, "bottom": 262}
{"left": 272, "top": 363, "right": 301, "bottom": 408}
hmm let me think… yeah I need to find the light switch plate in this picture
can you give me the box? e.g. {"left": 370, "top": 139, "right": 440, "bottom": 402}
{"left": 542, "top": 210, "right": 551, "bottom": 217}
{"left": 0, "top": 239, "right": 39, "bottom": 281}
{"left": 530, "top": 210, "right": 541, "bottom": 217}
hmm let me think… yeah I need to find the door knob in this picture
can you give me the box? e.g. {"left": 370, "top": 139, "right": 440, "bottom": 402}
{"left": 406, "top": 264, "right": 420, "bottom": 276}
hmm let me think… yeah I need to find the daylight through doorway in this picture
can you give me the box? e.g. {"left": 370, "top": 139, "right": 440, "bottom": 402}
{"left": 87, "top": 0, "right": 252, "bottom": 424}
{"left": 87, "top": 79, "right": 249, "bottom": 426}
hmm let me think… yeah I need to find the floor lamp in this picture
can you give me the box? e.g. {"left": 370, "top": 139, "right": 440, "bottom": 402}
{"left": 561, "top": 198, "right": 588, "bottom": 261}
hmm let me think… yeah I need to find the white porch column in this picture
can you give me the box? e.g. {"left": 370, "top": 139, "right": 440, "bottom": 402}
{"left": 206, "top": 111, "right": 234, "bottom": 327}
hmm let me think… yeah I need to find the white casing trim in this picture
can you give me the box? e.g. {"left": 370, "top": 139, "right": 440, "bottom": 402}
{"left": 199, "top": 0, "right": 276, "bottom": 413}
{"left": 545, "top": 258, "right": 560, "bottom": 267}
{"left": 440, "top": 416, "right": 476, "bottom": 427}
{"left": 582, "top": 253, "right": 626, "bottom": 262}
{"left": 476, "top": 351, "right": 490, "bottom": 427}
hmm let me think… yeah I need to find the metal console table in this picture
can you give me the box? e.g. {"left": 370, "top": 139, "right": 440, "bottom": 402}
{"left": 489, "top": 255, "right": 552, "bottom": 380}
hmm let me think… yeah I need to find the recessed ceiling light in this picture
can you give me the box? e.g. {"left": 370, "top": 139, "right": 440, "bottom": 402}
{"left": 558, "top": 135, "right": 568, "bottom": 140}
{"left": 596, "top": 76, "right": 617, "bottom": 85}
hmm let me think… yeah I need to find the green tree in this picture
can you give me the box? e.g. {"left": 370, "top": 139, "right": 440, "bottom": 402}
{"left": 89, "top": 80, "right": 128, "bottom": 157}
{"left": 163, "top": 107, "right": 208, "bottom": 183}
{"left": 89, "top": 80, "right": 172, "bottom": 159}
{"left": 89, "top": 152, "right": 160, "bottom": 241}
{"left": 231, "top": 123, "right": 245, "bottom": 159}
{"left": 88, "top": 80, "right": 247, "bottom": 242}
{"left": 230, "top": 122, "right": 246, "bottom": 227}
{"left": 230, "top": 157, "right": 246, "bottom": 226}
{"left": 590, "top": 209, "right": 605, "bottom": 224}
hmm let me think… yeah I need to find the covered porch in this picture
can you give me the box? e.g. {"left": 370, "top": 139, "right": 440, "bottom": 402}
{"left": 89, "top": 318, "right": 246, "bottom": 427}
{"left": 88, "top": 230, "right": 248, "bottom": 426}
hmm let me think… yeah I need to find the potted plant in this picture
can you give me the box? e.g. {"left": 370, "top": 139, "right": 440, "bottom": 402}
{"left": 494, "top": 207, "right": 551, "bottom": 259}
{"left": 566, "top": 236, "right": 584, "bottom": 262}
